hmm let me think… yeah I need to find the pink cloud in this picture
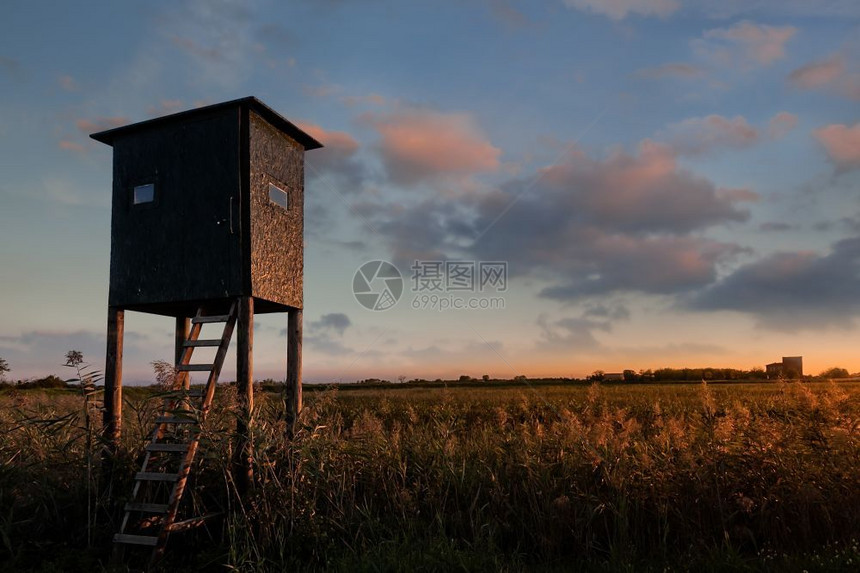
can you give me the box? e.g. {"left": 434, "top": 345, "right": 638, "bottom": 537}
{"left": 660, "top": 114, "right": 759, "bottom": 155}
{"left": 75, "top": 116, "right": 129, "bottom": 134}
{"left": 789, "top": 54, "right": 860, "bottom": 101}
{"left": 696, "top": 21, "right": 796, "bottom": 68}
{"left": 716, "top": 187, "right": 759, "bottom": 203}
{"left": 58, "top": 140, "right": 84, "bottom": 152}
{"left": 814, "top": 122, "right": 860, "bottom": 171}
{"left": 296, "top": 122, "right": 359, "bottom": 153}
{"left": 533, "top": 139, "right": 754, "bottom": 234}
{"left": 563, "top": 0, "right": 679, "bottom": 20}
{"left": 296, "top": 121, "right": 366, "bottom": 188}
{"left": 790, "top": 55, "right": 844, "bottom": 88}
{"left": 364, "top": 109, "right": 501, "bottom": 185}
{"left": 768, "top": 111, "right": 798, "bottom": 139}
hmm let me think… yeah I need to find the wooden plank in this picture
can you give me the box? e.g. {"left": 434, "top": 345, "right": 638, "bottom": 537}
{"left": 114, "top": 534, "right": 159, "bottom": 547}
{"left": 175, "top": 317, "right": 190, "bottom": 364}
{"left": 191, "top": 315, "right": 230, "bottom": 324}
{"left": 125, "top": 502, "right": 169, "bottom": 514}
{"left": 146, "top": 443, "right": 189, "bottom": 453}
{"left": 176, "top": 364, "right": 214, "bottom": 372}
{"left": 234, "top": 296, "right": 254, "bottom": 493}
{"left": 136, "top": 472, "right": 179, "bottom": 482}
{"left": 174, "top": 316, "right": 191, "bottom": 390}
{"left": 286, "top": 308, "right": 303, "bottom": 434}
{"left": 183, "top": 339, "right": 221, "bottom": 347}
{"left": 103, "top": 307, "right": 124, "bottom": 448}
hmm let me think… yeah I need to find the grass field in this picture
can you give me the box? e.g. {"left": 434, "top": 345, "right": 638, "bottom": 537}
{"left": 1, "top": 380, "right": 859, "bottom": 571}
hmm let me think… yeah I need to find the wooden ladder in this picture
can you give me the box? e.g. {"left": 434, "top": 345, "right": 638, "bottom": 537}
{"left": 113, "top": 302, "right": 238, "bottom": 563}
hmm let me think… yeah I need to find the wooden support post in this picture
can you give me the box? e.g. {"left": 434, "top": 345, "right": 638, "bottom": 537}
{"left": 103, "top": 307, "right": 124, "bottom": 476}
{"left": 234, "top": 297, "right": 254, "bottom": 492}
{"left": 286, "top": 308, "right": 303, "bottom": 436}
{"left": 174, "top": 316, "right": 190, "bottom": 389}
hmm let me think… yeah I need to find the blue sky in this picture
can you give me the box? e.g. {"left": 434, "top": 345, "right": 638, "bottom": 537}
{"left": 1, "top": 0, "right": 859, "bottom": 383}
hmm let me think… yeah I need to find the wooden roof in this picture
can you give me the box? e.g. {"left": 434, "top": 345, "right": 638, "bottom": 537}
{"left": 90, "top": 96, "right": 323, "bottom": 150}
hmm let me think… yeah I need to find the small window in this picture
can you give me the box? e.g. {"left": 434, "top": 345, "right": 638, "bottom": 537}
{"left": 268, "top": 183, "right": 288, "bottom": 210}
{"left": 133, "top": 183, "right": 155, "bottom": 205}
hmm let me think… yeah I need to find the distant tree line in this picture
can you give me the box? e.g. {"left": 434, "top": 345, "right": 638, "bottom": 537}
{"left": 591, "top": 367, "right": 770, "bottom": 382}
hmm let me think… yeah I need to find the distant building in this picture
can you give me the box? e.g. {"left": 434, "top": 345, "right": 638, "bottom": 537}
{"left": 765, "top": 356, "right": 803, "bottom": 379}
{"left": 603, "top": 372, "right": 624, "bottom": 381}
{"left": 782, "top": 356, "right": 803, "bottom": 378}
{"left": 766, "top": 362, "right": 783, "bottom": 379}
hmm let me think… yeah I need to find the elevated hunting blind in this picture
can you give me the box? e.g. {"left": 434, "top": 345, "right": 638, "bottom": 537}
{"left": 92, "top": 97, "right": 321, "bottom": 560}
{"left": 92, "top": 96, "right": 321, "bottom": 314}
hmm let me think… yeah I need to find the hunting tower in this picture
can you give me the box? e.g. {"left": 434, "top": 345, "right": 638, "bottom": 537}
{"left": 92, "top": 97, "right": 321, "bottom": 558}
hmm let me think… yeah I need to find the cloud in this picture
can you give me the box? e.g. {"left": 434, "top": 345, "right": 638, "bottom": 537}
{"left": 165, "top": 0, "right": 258, "bottom": 90}
{"left": 340, "top": 93, "right": 387, "bottom": 108}
{"left": 309, "top": 313, "right": 352, "bottom": 335}
{"left": 362, "top": 108, "right": 501, "bottom": 185}
{"left": 536, "top": 314, "right": 607, "bottom": 351}
{"left": 657, "top": 112, "right": 796, "bottom": 153}
{"left": 694, "top": 0, "right": 860, "bottom": 19}
{"left": 296, "top": 121, "right": 367, "bottom": 190}
{"left": 147, "top": 99, "right": 184, "bottom": 117}
{"left": 583, "top": 302, "right": 631, "bottom": 321}
{"left": 789, "top": 54, "right": 860, "bottom": 100}
{"left": 357, "top": 139, "right": 753, "bottom": 300}
{"left": 59, "top": 140, "right": 85, "bottom": 153}
{"left": 350, "top": 196, "right": 468, "bottom": 266}
{"left": 298, "top": 122, "right": 359, "bottom": 154}
{"left": 659, "top": 114, "right": 759, "bottom": 155}
{"left": 814, "top": 122, "right": 860, "bottom": 172}
{"left": 635, "top": 62, "right": 704, "bottom": 79}
{"left": 790, "top": 55, "right": 844, "bottom": 88}
{"left": 760, "top": 221, "right": 795, "bottom": 232}
{"left": 768, "top": 111, "right": 798, "bottom": 139}
{"left": 694, "top": 21, "right": 796, "bottom": 68}
{"left": 536, "top": 234, "right": 745, "bottom": 299}
{"left": 75, "top": 116, "right": 130, "bottom": 134}
{"left": 523, "top": 140, "right": 756, "bottom": 233}
{"left": 303, "top": 313, "right": 353, "bottom": 356}
{"left": 691, "top": 236, "right": 860, "bottom": 328}
{"left": 58, "top": 75, "right": 78, "bottom": 91}
{"left": 563, "top": 0, "right": 679, "bottom": 20}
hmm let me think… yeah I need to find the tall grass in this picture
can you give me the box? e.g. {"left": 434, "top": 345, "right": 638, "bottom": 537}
{"left": 0, "top": 381, "right": 859, "bottom": 571}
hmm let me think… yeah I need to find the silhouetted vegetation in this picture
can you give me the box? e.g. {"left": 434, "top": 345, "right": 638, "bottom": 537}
{"left": 1, "top": 381, "right": 859, "bottom": 571}
{"left": 819, "top": 366, "right": 850, "bottom": 379}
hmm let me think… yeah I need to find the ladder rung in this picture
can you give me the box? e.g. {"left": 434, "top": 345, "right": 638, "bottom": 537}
{"left": 176, "top": 364, "right": 214, "bottom": 372}
{"left": 136, "top": 472, "right": 180, "bottom": 482}
{"left": 192, "top": 314, "right": 230, "bottom": 324}
{"left": 183, "top": 339, "right": 222, "bottom": 347}
{"left": 125, "top": 502, "right": 169, "bottom": 514}
{"left": 114, "top": 533, "right": 159, "bottom": 546}
{"left": 155, "top": 416, "right": 198, "bottom": 425}
{"left": 146, "top": 443, "right": 190, "bottom": 453}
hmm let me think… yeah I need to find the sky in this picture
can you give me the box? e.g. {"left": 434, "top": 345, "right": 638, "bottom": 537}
{"left": 1, "top": 0, "right": 859, "bottom": 383}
